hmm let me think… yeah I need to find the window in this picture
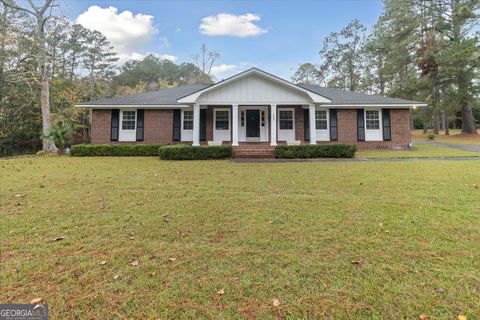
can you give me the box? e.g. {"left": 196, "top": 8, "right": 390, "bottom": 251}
{"left": 261, "top": 111, "right": 265, "bottom": 127}
{"left": 279, "top": 110, "right": 293, "bottom": 130}
{"left": 122, "top": 111, "right": 136, "bottom": 130}
{"left": 365, "top": 110, "right": 380, "bottom": 130}
{"left": 241, "top": 111, "right": 245, "bottom": 127}
{"left": 315, "top": 110, "right": 328, "bottom": 130}
{"left": 215, "top": 110, "right": 229, "bottom": 130}
{"left": 183, "top": 111, "right": 193, "bottom": 130}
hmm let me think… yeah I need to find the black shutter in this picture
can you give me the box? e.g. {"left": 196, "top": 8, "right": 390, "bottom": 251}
{"left": 136, "top": 109, "right": 144, "bottom": 141}
{"left": 304, "top": 109, "right": 310, "bottom": 141}
{"left": 173, "top": 109, "right": 181, "bottom": 141}
{"left": 330, "top": 109, "right": 338, "bottom": 141}
{"left": 357, "top": 109, "right": 365, "bottom": 141}
{"left": 111, "top": 109, "right": 119, "bottom": 141}
{"left": 200, "top": 109, "right": 206, "bottom": 141}
{"left": 382, "top": 109, "right": 391, "bottom": 141}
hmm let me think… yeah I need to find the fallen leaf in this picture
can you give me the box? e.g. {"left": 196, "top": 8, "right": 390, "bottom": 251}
{"left": 378, "top": 223, "right": 384, "bottom": 227}
{"left": 458, "top": 316, "right": 467, "bottom": 320}
{"left": 162, "top": 213, "right": 168, "bottom": 217}
{"left": 272, "top": 298, "right": 280, "bottom": 307}
{"left": 14, "top": 194, "right": 22, "bottom": 198}
{"left": 419, "top": 315, "right": 428, "bottom": 320}
{"left": 53, "top": 236, "right": 65, "bottom": 241}
{"left": 217, "top": 288, "right": 225, "bottom": 295}
{"left": 151, "top": 272, "right": 156, "bottom": 276}
{"left": 168, "top": 257, "right": 176, "bottom": 262}
{"left": 113, "top": 275, "right": 120, "bottom": 280}
{"left": 30, "top": 297, "right": 42, "bottom": 304}
{"left": 100, "top": 260, "right": 107, "bottom": 265}
{"left": 268, "top": 220, "right": 273, "bottom": 224}
{"left": 131, "top": 260, "right": 139, "bottom": 266}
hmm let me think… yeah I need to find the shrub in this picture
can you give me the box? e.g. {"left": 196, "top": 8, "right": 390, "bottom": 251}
{"left": 158, "top": 145, "right": 233, "bottom": 160}
{"left": 43, "top": 122, "right": 74, "bottom": 151}
{"left": 426, "top": 131, "right": 436, "bottom": 140}
{"left": 275, "top": 144, "right": 356, "bottom": 159}
{"left": 70, "top": 144, "right": 163, "bottom": 156}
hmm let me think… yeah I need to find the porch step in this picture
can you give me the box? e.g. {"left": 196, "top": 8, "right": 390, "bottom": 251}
{"left": 234, "top": 145, "right": 276, "bottom": 159}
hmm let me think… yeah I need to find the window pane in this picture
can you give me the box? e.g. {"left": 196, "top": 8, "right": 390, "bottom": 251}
{"left": 122, "top": 111, "right": 136, "bottom": 130}
{"left": 215, "top": 110, "right": 229, "bottom": 130}
{"left": 315, "top": 110, "right": 327, "bottom": 130}
{"left": 279, "top": 110, "right": 293, "bottom": 130}
{"left": 183, "top": 111, "right": 193, "bottom": 130}
{"left": 366, "top": 110, "right": 380, "bottom": 130}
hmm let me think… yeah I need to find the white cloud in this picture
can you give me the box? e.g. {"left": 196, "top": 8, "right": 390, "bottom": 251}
{"left": 199, "top": 13, "right": 267, "bottom": 37}
{"left": 157, "top": 54, "right": 177, "bottom": 62}
{"left": 76, "top": 6, "right": 158, "bottom": 64}
{"left": 122, "top": 52, "right": 178, "bottom": 63}
{"left": 211, "top": 64, "right": 238, "bottom": 76}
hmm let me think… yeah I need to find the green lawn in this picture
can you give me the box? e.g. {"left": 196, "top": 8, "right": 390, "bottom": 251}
{"left": 1, "top": 157, "right": 479, "bottom": 319}
{"left": 356, "top": 144, "right": 480, "bottom": 159}
{"left": 413, "top": 129, "right": 480, "bottom": 146}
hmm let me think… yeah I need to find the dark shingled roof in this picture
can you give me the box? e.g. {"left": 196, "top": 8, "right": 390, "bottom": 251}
{"left": 77, "top": 84, "right": 210, "bottom": 106}
{"left": 77, "top": 80, "right": 424, "bottom": 106}
{"left": 299, "top": 84, "right": 424, "bottom": 105}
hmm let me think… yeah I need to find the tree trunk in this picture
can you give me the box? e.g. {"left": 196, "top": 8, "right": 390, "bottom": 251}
{"left": 36, "top": 10, "right": 58, "bottom": 153}
{"left": 40, "top": 76, "right": 57, "bottom": 152}
{"left": 461, "top": 102, "right": 477, "bottom": 134}
{"left": 444, "top": 111, "right": 449, "bottom": 135}
{"left": 433, "top": 113, "right": 440, "bottom": 134}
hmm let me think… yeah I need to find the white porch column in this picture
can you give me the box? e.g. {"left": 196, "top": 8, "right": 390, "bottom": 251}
{"left": 192, "top": 103, "right": 200, "bottom": 146}
{"left": 232, "top": 104, "right": 239, "bottom": 146}
{"left": 270, "top": 104, "right": 277, "bottom": 146}
{"left": 309, "top": 104, "right": 317, "bottom": 145}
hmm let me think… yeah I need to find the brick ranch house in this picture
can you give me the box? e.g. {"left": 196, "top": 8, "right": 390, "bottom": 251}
{"left": 77, "top": 68, "right": 426, "bottom": 157}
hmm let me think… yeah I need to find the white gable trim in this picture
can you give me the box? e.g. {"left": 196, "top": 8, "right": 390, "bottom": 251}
{"left": 177, "top": 68, "right": 331, "bottom": 104}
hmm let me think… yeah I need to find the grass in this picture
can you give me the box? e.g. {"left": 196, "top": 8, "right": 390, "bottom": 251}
{"left": 413, "top": 129, "right": 480, "bottom": 146}
{"left": 1, "top": 157, "right": 480, "bottom": 319}
{"left": 356, "top": 144, "right": 480, "bottom": 159}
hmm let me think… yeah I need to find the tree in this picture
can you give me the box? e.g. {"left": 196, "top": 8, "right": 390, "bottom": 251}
{"left": 1, "top": 0, "right": 58, "bottom": 152}
{"left": 291, "top": 63, "right": 322, "bottom": 85}
{"left": 191, "top": 44, "right": 219, "bottom": 83}
{"left": 82, "top": 29, "right": 118, "bottom": 100}
{"left": 318, "top": 19, "right": 368, "bottom": 91}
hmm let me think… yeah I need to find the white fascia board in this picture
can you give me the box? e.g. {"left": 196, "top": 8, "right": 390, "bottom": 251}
{"left": 321, "top": 104, "right": 427, "bottom": 108}
{"left": 75, "top": 104, "right": 191, "bottom": 108}
{"left": 177, "top": 68, "right": 332, "bottom": 104}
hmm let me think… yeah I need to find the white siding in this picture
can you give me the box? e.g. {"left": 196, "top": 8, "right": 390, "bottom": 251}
{"left": 196, "top": 74, "right": 312, "bottom": 105}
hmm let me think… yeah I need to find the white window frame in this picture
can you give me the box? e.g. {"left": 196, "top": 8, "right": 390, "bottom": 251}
{"left": 315, "top": 108, "right": 330, "bottom": 141}
{"left": 364, "top": 109, "right": 383, "bottom": 141}
{"left": 182, "top": 110, "right": 194, "bottom": 131}
{"left": 181, "top": 109, "right": 193, "bottom": 142}
{"left": 119, "top": 109, "right": 136, "bottom": 141}
{"left": 277, "top": 107, "right": 295, "bottom": 141}
{"left": 213, "top": 108, "right": 231, "bottom": 142}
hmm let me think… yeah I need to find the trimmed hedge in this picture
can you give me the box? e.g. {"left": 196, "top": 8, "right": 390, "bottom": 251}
{"left": 275, "top": 144, "right": 356, "bottom": 159}
{"left": 158, "top": 145, "right": 233, "bottom": 160}
{"left": 70, "top": 144, "right": 163, "bottom": 156}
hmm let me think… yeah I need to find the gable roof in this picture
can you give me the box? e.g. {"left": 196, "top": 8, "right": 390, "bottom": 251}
{"left": 76, "top": 68, "right": 426, "bottom": 107}
{"left": 76, "top": 84, "right": 209, "bottom": 106}
{"left": 177, "top": 68, "right": 331, "bottom": 104}
{"left": 299, "top": 84, "right": 426, "bottom": 106}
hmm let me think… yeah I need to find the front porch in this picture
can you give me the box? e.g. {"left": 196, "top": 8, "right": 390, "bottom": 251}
{"left": 181, "top": 104, "right": 323, "bottom": 147}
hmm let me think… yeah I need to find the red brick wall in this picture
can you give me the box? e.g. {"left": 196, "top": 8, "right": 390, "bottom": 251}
{"left": 326, "top": 108, "right": 411, "bottom": 149}
{"left": 91, "top": 109, "right": 173, "bottom": 144}
{"left": 91, "top": 107, "right": 411, "bottom": 149}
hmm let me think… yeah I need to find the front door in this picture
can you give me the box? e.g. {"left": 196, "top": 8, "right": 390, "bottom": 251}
{"left": 246, "top": 110, "right": 260, "bottom": 138}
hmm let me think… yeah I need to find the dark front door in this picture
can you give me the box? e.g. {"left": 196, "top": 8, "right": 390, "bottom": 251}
{"left": 246, "top": 110, "right": 260, "bottom": 138}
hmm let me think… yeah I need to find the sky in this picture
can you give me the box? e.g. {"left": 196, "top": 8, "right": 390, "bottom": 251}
{"left": 62, "top": 0, "right": 384, "bottom": 81}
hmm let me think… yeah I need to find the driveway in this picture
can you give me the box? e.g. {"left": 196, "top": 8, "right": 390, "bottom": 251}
{"left": 413, "top": 140, "right": 480, "bottom": 152}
